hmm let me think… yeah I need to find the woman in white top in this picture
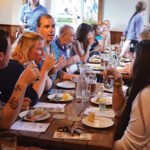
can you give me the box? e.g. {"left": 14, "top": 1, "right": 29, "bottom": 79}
{"left": 104, "top": 40, "right": 150, "bottom": 150}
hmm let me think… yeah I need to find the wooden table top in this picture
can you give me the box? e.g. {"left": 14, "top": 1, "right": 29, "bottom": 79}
{"left": 14, "top": 90, "right": 118, "bottom": 150}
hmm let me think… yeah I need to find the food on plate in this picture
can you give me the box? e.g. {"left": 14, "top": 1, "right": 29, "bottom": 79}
{"left": 26, "top": 115, "right": 35, "bottom": 120}
{"left": 98, "top": 97, "right": 106, "bottom": 104}
{"left": 34, "top": 109, "right": 44, "bottom": 116}
{"left": 89, "top": 58, "right": 101, "bottom": 63}
{"left": 121, "top": 57, "right": 125, "bottom": 62}
{"left": 62, "top": 93, "right": 71, "bottom": 100}
{"left": 88, "top": 112, "right": 95, "bottom": 122}
{"left": 90, "top": 66, "right": 102, "bottom": 70}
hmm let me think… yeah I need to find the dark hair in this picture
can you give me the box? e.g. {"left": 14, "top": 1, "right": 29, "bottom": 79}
{"left": 76, "top": 23, "right": 92, "bottom": 51}
{"left": 91, "top": 23, "right": 99, "bottom": 31}
{"left": 37, "top": 14, "right": 53, "bottom": 28}
{"left": 115, "top": 40, "right": 150, "bottom": 140}
{"left": 129, "top": 1, "right": 146, "bottom": 24}
{"left": 0, "top": 30, "right": 9, "bottom": 54}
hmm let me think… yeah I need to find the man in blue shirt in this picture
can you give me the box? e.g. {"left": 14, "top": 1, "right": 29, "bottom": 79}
{"left": 53, "top": 25, "right": 80, "bottom": 79}
{"left": 18, "top": 0, "right": 48, "bottom": 32}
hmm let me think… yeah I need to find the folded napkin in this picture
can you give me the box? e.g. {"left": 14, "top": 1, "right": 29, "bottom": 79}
{"left": 10, "top": 120, "right": 50, "bottom": 132}
{"left": 33, "top": 102, "right": 66, "bottom": 112}
{"left": 84, "top": 107, "right": 115, "bottom": 118}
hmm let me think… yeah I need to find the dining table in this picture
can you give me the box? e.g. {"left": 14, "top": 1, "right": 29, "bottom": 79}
{"left": 10, "top": 83, "right": 119, "bottom": 150}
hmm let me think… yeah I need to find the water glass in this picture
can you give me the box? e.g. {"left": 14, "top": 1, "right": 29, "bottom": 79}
{"left": 82, "top": 89, "right": 90, "bottom": 103}
{"left": 0, "top": 131, "right": 18, "bottom": 150}
{"left": 99, "top": 97, "right": 106, "bottom": 111}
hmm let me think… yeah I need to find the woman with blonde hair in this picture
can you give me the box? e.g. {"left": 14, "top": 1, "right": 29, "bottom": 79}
{"left": 0, "top": 32, "right": 56, "bottom": 106}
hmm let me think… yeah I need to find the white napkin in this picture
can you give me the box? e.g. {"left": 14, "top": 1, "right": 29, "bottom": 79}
{"left": 84, "top": 107, "right": 115, "bottom": 118}
{"left": 34, "top": 102, "right": 66, "bottom": 108}
{"left": 10, "top": 120, "right": 50, "bottom": 132}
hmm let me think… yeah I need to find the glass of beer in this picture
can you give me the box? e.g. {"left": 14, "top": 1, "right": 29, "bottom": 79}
{"left": 88, "top": 73, "right": 97, "bottom": 97}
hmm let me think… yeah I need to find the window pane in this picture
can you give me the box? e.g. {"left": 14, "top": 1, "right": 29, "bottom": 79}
{"left": 83, "top": 0, "right": 99, "bottom": 24}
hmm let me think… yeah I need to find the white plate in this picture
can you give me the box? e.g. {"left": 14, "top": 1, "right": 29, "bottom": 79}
{"left": 56, "top": 81, "right": 75, "bottom": 89}
{"left": 19, "top": 110, "right": 50, "bottom": 121}
{"left": 47, "top": 93, "right": 73, "bottom": 102}
{"left": 89, "top": 57, "right": 101, "bottom": 63}
{"left": 103, "top": 86, "right": 113, "bottom": 93}
{"left": 82, "top": 116, "right": 114, "bottom": 128}
{"left": 91, "top": 96, "right": 112, "bottom": 105}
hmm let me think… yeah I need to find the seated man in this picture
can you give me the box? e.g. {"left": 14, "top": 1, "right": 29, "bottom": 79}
{"left": 37, "top": 14, "right": 79, "bottom": 80}
{"left": 53, "top": 24, "right": 80, "bottom": 79}
{"left": 0, "top": 30, "right": 40, "bottom": 129}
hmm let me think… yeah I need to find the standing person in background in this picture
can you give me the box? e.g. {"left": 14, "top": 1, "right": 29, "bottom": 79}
{"left": 18, "top": 0, "right": 48, "bottom": 32}
{"left": 72, "top": 23, "right": 94, "bottom": 63}
{"left": 120, "top": 1, "right": 146, "bottom": 57}
{"left": 0, "top": 30, "right": 40, "bottom": 129}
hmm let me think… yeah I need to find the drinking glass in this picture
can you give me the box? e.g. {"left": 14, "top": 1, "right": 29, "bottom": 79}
{"left": 23, "top": 60, "right": 35, "bottom": 68}
{"left": 82, "top": 84, "right": 91, "bottom": 103}
{"left": 23, "top": 60, "right": 39, "bottom": 82}
{"left": 104, "top": 74, "right": 114, "bottom": 89}
{"left": 0, "top": 131, "right": 18, "bottom": 150}
{"left": 99, "top": 96, "right": 106, "bottom": 111}
{"left": 68, "top": 103, "right": 81, "bottom": 122}
{"left": 87, "top": 73, "right": 97, "bottom": 97}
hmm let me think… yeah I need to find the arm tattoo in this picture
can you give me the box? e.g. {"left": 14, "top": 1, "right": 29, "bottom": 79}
{"left": 9, "top": 97, "right": 18, "bottom": 109}
{"left": 14, "top": 85, "right": 22, "bottom": 92}
{"left": 8, "top": 84, "right": 24, "bottom": 109}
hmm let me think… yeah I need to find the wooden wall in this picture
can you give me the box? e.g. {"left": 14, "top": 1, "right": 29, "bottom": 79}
{"left": 0, "top": 24, "right": 123, "bottom": 45}
{"left": 0, "top": 24, "right": 18, "bottom": 44}
{"left": 110, "top": 31, "right": 123, "bottom": 44}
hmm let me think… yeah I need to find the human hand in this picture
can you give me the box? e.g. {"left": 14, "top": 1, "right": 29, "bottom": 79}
{"left": 56, "top": 55, "right": 66, "bottom": 71}
{"left": 103, "top": 67, "right": 122, "bottom": 83}
{"left": 88, "top": 35, "right": 94, "bottom": 46}
{"left": 101, "top": 32, "right": 108, "bottom": 40}
{"left": 21, "top": 97, "right": 31, "bottom": 111}
{"left": 19, "top": 64, "right": 41, "bottom": 85}
{"left": 41, "top": 53, "right": 57, "bottom": 74}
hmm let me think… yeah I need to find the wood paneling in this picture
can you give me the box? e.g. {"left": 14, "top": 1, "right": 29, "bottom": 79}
{"left": 110, "top": 31, "right": 123, "bottom": 44}
{"left": 0, "top": 24, "right": 18, "bottom": 44}
{"left": 98, "top": 0, "right": 103, "bottom": 24}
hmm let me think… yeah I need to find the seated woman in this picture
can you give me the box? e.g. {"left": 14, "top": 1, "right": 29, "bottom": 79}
{"left": 72, "top": 23, "right": 94, "bottom": 63}
{"left": 0, "top": 29, "right": 40, "bottom": 129}
{"left": 104, "top": 40, "right": 150, "bottom": 149}
{"left": 0, "top": 32, "right": 56, "bottom": 106}
{"left": 90, "top": 23, "right": 102, "bottom": 51}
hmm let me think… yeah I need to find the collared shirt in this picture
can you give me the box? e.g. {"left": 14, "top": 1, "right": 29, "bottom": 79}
{"left": 53, "top": 37, "right": 68, "bottom": 59}
{"left": 123, "top": 13, "right": 144, "bottom": 41}
{"left": 18, "top": 2, "right": 48, "bottom": 32}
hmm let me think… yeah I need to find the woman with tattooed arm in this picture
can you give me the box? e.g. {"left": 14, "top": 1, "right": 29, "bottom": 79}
{"left": 0, "top": 30, "right": 40, "bottom": 129}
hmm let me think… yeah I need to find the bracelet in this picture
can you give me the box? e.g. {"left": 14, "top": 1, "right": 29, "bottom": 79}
{"left": 113, "top": 81, "right": 124, "bottom": 87}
